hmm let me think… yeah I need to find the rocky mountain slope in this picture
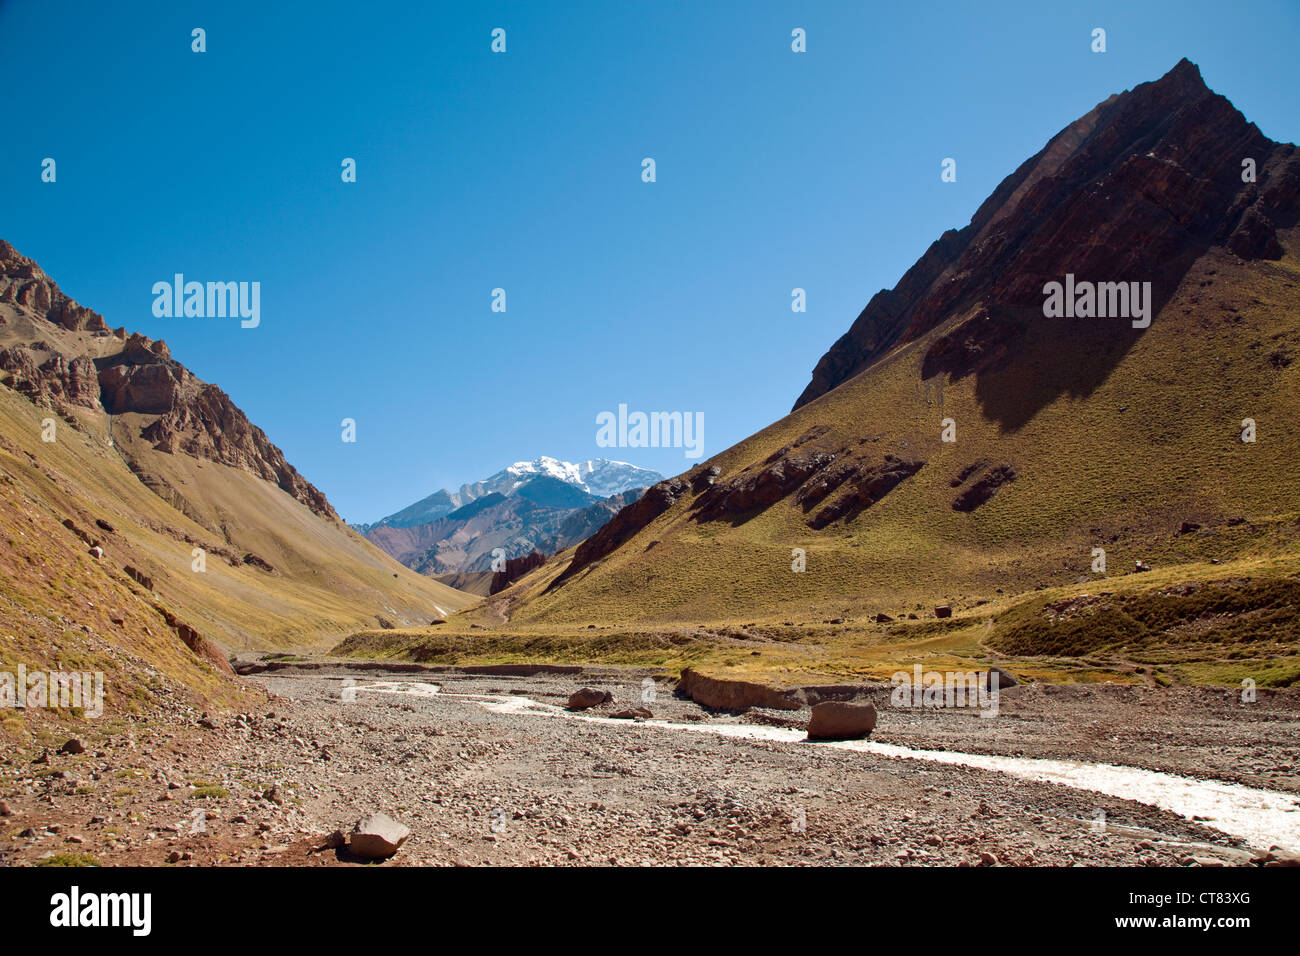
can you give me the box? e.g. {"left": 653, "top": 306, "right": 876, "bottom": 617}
{"left": 0, "top": 240, "right": 475, "bottom": 723}
{"left": 443, "top": 60, "right": 1300, "bottom": 689}
{"left": 794, "top": 58, "right": 1297, "bottom": 413}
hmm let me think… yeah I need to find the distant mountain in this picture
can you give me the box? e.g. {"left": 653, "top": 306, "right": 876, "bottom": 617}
{"left": 358, "top": 456, "right": 660, "bottom": 532}
{"left": 362, "top": 461, "right": 657, "bottom": 575}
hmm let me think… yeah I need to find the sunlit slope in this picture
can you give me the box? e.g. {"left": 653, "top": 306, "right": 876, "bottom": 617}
{"left": 0, "top": 380, "right": 474, "bottom": 656}
{"left": 492, "top": 238, "right": 1300, "bottom": 628}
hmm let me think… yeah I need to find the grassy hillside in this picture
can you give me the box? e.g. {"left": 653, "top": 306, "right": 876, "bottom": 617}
{"left": 336, "top": 235, "right": 1300, "bottom": 688}
{"left": 485, "top": 239, "right": 1299, "bottom": 624}
{"left": 0, "top": 380, "right": 475, "bottom": 653}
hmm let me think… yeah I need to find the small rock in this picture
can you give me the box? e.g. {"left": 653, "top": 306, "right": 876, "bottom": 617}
{"left": 1265, "top": 846, "right": 1300, "bottom": 867}
{"left": 609, "top": 708, "right": 652, "bottom": 720}
{"left": 59, "top": 738, "right": 85, "bottom": 755}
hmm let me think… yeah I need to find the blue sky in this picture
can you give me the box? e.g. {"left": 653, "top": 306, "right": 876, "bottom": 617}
{"left": 2, "top": 0, "right": 1297, "bottom": 523}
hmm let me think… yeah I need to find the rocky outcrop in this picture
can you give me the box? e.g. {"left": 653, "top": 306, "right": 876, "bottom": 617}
{"left": 548, "top": 473, "right": 695, "bottom": 590}
{"left": 0, "top": 246, "right": 338, "bottom": 521}
{"left": 0, "top": 240, "right": 109, "bottom": 332}
{"left": 693, "top": 451, "right": 835, "bottom": 521}
{"left": 153, "top": 605, "right": 234, "bottom": 676}
{"left": 0, "top": 346, "right": 101, "bottom": 409}
{"left": 97, "top": 335, "right": 184, "bottom": 415}
{"left": 676, "top": 668, "right": 802, "bottom": 712}
{"left": 951, "top": 464, "right": 1018, "bottom": 512}
{"left": 134, "top": 379, "right": 334, "bottom": 519}
{"left": 123, "top": 565, "right": 154, "bottom": 590}
{"left": 920, "top": 309, "right": 1020, "bottom": 381}
{"left": 801, "top": 455, "right": 925, "bottom": 530}
{"left": 489, "top": 551, "right": 546, "bottom": 595}
{"left": 241, "top": 553, "right": 275, "bottom": 573}
{"left": 795, "top": 59, "right": 1300, "bottom": 411}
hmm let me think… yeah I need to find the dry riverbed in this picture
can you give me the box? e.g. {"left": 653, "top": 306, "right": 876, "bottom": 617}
{"left": 3, "top": 662, "right": 1299, "bottom": 867}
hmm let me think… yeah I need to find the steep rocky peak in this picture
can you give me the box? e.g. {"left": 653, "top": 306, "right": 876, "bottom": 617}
{"left": 793, "top": 59, "right": 1299, "bottom": 412}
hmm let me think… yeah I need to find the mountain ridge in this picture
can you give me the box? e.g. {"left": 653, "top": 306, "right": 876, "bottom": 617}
{"left": 794, "top": 58, "right": 1298, "bottom": 415}
{"left": 452, "top": 59, "right": 1300, "bottom": 657}
{"left": 357, "top": 456, "right": 662, "bottom": 532}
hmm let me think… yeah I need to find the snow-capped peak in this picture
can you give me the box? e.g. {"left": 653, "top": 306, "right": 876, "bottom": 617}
{"left": 471, "top": 457, "right": 661, "bottom": 499}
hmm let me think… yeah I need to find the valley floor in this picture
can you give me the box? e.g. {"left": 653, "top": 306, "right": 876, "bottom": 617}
{"left": 2, "top": 662, "right": 1298, "bottom": 867}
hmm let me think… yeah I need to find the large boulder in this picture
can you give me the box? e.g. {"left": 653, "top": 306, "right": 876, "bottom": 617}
{"left": 807, "top": 701, "right": 877, "bottom": 741}
{"left": 986, "top": 666, "right": 1018, "bottom": 690}
{"left": 567, "top": 688, "right": 611, "bottom": 710}
{"left": 348, "top": 813, "right": 410, "bottom": 859}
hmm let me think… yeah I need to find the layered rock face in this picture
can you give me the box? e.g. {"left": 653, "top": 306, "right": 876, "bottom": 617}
{"left": 0, "top": 240, "right": 109, "bottom": 333}
{"left": 0, "top": 345, "right": 101, "bottom": 408}
{"left": 0, "top": 241, "right": 336, "bottom": 520}
{"left": 794, "top": 59, "right": 1300, "bottom": 410}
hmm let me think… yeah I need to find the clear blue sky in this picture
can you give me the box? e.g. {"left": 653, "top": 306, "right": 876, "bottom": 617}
{"left": 2, "top": 0, "right": 1297, "bottom": 523}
